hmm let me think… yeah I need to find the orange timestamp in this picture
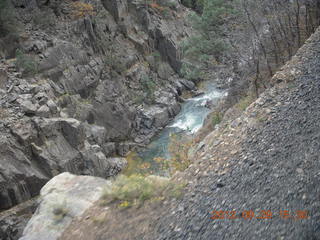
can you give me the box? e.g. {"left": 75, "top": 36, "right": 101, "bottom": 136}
{"left": 210, "top": 210, "right": 309, "bottom": 220}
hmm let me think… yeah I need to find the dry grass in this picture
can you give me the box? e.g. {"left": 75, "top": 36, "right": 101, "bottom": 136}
{"left": 235, "top": 95, "right": 255, "bottom": 111}
{"left": 71, "top": 2, "right": 95, "bottom": 19}
{"left": 100, "top": 174, "right": 185, "bottom": 208}
{"left": 0, "top": 107, "right": 9, "bottom": 119}
{"left": 167, "top": 134, "right": 194, "bottom": 173}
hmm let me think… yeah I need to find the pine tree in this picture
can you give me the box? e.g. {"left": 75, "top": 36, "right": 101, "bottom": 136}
{"left": 181, "top": 0, "right": 236, "bottom": 80}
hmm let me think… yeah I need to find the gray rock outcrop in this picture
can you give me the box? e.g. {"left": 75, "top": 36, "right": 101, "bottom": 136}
{"left": 0, "top": 199, "right": 37, "bottom": 240}
{"left": 0, "top": 0, "right": 193, "bottom": 215}
{"left": 19, "top": 172, "right": 110, "bottom": 240}
{"left": 0, "top": 116, "right": 127, "bottom": 211}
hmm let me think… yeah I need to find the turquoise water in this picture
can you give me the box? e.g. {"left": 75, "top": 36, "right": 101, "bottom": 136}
{"left": 136, "top": 81, "right": 224, "bottom": 175}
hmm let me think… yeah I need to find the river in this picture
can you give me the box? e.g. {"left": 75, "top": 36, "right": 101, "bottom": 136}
{"left": 125, "top": 81, "right": 224, "bottom": 176}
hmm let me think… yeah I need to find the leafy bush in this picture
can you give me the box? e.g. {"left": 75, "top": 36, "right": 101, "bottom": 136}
{"left": 122, "top": 74, "right": 156, "bottom": 104}
{"left": 100, "top": 174, "right": 185, "bottom": 208}
{"left": 124, "top": 152, "right": 143, "bottom": 176}
{"left": 235, "top": 95, "right": 255, "bottom": 111}
{"left": 104, "top": 54, "right": 127, "bottom": 74}
{"left": 161, "top": 7, "right": 171, "bottom": 18}
{"left": 184, "top": 0, "right": 204, "bottom": 12}
{"left": 153, "top": 134, "right": 195, "bottom": 174}
{"left": 211, "top": 111, "right": 223, "bottom": 127}
{"left": 180, "top": 61, "right": 203, "bottom": 81}
{"left": 132, "top": 95, "right": 145, "bottom": 105}
{"left": 182, "top": 35, "right": 227, "bottom": 62}
{"left": 15, "top": 49, "right": 38, "bottom": 76}
{"left": 155, "top": 0, "right": 177, "bottom": 9}
{"left": 167, "top": 134, "right": 193, "bottom": 173}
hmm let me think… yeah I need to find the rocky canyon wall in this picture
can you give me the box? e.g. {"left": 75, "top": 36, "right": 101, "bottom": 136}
{"left": 0, "top": 0, "right": 195, "bottom": 212}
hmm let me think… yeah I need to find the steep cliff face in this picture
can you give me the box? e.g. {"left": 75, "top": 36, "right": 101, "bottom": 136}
{"left": 0, "top": 0, "right": 194, "bottom": 212}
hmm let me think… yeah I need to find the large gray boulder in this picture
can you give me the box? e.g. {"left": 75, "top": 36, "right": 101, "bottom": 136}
{"left": 19, "top": 172, "right": 111, "bottom": 240}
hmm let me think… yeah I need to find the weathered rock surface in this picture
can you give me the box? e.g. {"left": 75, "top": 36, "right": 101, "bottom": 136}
{"left": 0, "top": 69, "right": 8, "bottom": 89}
{"left": 0, "top": 199, "right": 37, "bottom": 240}
{"left": 19, "top": 172, "right": 110, "bottom": 240}
{"left": 0, "top": 136, "right": 48, "bottom": 210}
{"left": 0, "top": 116, "right": 127, "bottom": 212}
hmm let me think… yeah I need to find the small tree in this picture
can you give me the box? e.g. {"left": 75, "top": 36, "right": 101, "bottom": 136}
{"left": 15, "top": 49, "right": 38, "bottom": 76}
{"left": 181, "top": 0, "right": 236, "bottom": 80}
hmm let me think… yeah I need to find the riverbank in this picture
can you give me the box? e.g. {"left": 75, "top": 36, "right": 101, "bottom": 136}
{"left": 125, "top": 81, "right": 224, "bottom": 176}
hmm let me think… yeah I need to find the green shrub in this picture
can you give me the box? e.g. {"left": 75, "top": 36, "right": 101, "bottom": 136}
{"left": 180, "top": 0, "right": 236, "bottom": 79}
{"left": 100, "top": 174, "right": 185, "bottom": 208}
{"left": 211, "top": 111, "right": 223, "bottom": 127}
{"left": 287, "top": 81, "right": 296, "bottom": 89}
{"left": 235, "top": 95, "right": 255, "bottom": 111}
{"left": 160, "top": 0, "right": 177, "bottom": 9}
{"left": 133, "top": 95, "right": 144, "bottom": 105}
{"left": 131, "top": 74, "right": 157, "bottom": 104}
{"left": 104, "top": 54, "right": 127, "bottom": 74}
{"left": 153, "top": 134, "right": 195, "bottom": 174}
{"left": 258, "top": 116, "right": 267, "bottom": 123}
{"left": 181, "top": 0, "right": 204, "bottom": 12}
{"left": 182, "top": 35, "right": 227, "bottom": 62}
{"left": 167, "top": 133, "right": 194, "bottom": 173}
{"left": 180, "top": 61, "right": 203, "bottom": 81}
{"left": 161, "top": 8, "right": 171, "bottom": 18}
{"left": 15, "top": 49, "right": 38, "bottom": 76}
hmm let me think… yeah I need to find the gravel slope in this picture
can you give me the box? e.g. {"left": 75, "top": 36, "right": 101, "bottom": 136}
{"left": 151, "top": 28, "right": 320, "bottom": 240}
